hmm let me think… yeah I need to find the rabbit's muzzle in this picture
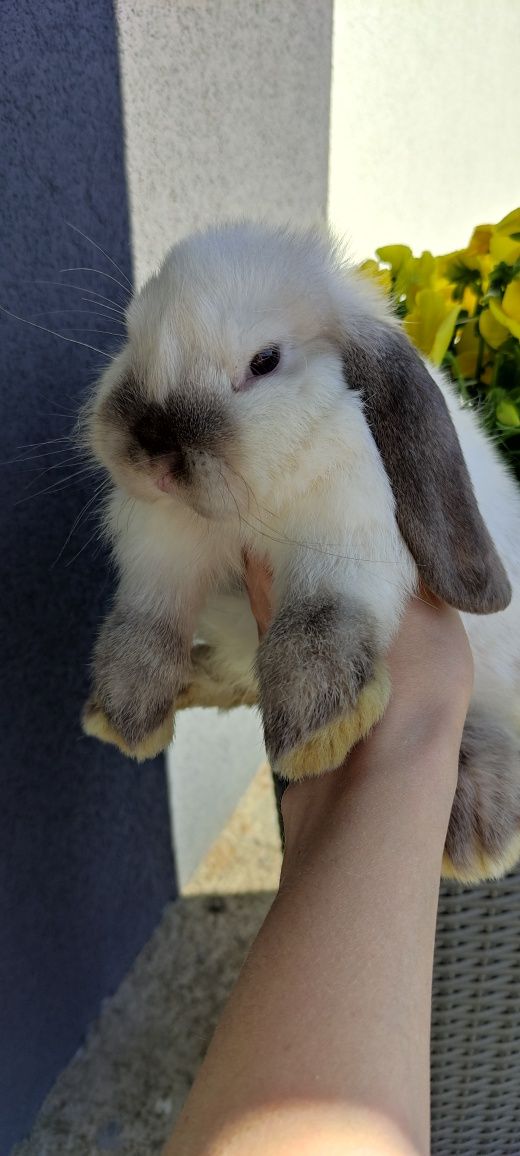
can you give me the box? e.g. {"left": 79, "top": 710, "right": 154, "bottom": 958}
{"left": 95, "top": 372, "right": 238, "bottom": 504}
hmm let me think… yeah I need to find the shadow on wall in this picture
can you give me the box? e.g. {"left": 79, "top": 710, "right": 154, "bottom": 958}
{"left": 0, "top": 2, "right": 176, "bottom": 1151}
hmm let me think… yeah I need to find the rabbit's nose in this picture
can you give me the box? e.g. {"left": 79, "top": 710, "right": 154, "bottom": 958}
{"left": 154, "top": 447, "right": 189, "bottom": 493}
{"left": 133, "top": 411, "right": 179, "bottom": 459}
{"left": 157, "top": 463, "right": 180, "bottom": 493}
{"left": 133, "top": 416, "right": 189, "bottom": 484}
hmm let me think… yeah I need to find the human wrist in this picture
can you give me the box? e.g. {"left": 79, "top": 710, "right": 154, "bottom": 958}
{"left": 280, "top": 705, "right": 461, "bottom": 864}
{"left": 362, "top": 692, "right": 466, "bottom": 772}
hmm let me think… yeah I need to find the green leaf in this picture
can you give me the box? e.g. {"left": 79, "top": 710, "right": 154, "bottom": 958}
{"left": 496, "top": 399, "right": 520, "bottom": 427}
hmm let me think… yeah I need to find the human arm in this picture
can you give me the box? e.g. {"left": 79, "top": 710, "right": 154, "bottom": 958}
{"left": 164, "top": 563, "right": 473, "bottom": 1156}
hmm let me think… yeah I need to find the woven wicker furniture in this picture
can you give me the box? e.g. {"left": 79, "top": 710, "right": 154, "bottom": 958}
{"left": 431, "top": 873, "right": 520, "bottom": 1155}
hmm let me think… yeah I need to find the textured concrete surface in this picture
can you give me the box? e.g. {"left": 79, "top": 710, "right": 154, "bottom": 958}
{"left": 329, "top": 0, "right": 520, "bottom": 260}
{"left": 13, "top": 766, "right": 282, "bottom": 1156}
{"left": 168, "top": 707, "right": 265, "bottom": 888}
{"left": 116, "top": 0, "right": 334, "bottom": 284}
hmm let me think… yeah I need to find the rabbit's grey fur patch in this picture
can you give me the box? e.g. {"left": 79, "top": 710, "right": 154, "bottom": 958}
{"left": 342, "top": 327, "right": 511, "bottom": 614}
{"left": 445, "top": 708, "right": 520, "bottom": 877}
{"left": 91, "top": 605, "right": 187, "bottom": 746}
{"left": 256, "top": 593, "right": 377, "bottom": 760}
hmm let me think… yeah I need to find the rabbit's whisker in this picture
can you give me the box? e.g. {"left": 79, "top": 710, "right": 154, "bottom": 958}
{"left": 57, "top": 327, "right": 126, "bottom": 337}
{"left": 14, "top": 436, "right": 75, "bottom": 451}
{"left": 53, "top": 478, "right": 110, "bottom": 567}
{"left": 79, "top": 298, "right": 126, "bottom": 319}
{"left": 15, "top": 464, "right": 101, "bottom": 504}
{"left": 30, "top": 309, "right": 126, "bottom": 326}
{"left": 0, "top": 306, "right": 116, "bottom": 359}
{"left": 65, "top": 221, "right": 133, "bottom": 291}
{"left": 18, "top": 452, "right": 91, "bottom": 492}
{"left": 65, "top": 522, "right": 105, "bottom": 567}
{"left": 29, "top": 279, "right": 127, "bottom": 316}
{"left": 1, "top": 445, "right": 81, "bottom": 466}
{"left": 59, "top": 267, "right": 130, "bottom": 296}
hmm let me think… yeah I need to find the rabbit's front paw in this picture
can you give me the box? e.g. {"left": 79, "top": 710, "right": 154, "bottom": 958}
{"left": 82, "top": 606, "right": 186, "bottom": 760}
{"left": 257, "top": 594, "right": 389, "bottom": 781}
{"left": 443, "top": 709, "right": 520, "bottom": 883}
{"left": 275, "top": 662, "right": 390, "bottom": 781}
{"left": 82, "top": 696, "right": 174, "bottom": 761}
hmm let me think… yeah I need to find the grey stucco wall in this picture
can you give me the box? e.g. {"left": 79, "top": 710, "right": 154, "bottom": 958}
{"left": 0, "top": 4, "right": 175, "bottom": 1151}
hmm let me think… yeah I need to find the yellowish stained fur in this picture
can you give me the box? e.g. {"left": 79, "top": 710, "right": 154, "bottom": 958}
{"left": 275, "top": 662, "right": 391, "bottom": 781}
{"left": 175, "top": 683, "right": 258, "bottom": 710}
{"left": 82, "top": 702, "right": 174, "bottom": 763}
{"left": 442, "top": 832, "right": 520, "bottom": 885}
{"left": 82, "top": 662, "right": 390, "bottom": 775}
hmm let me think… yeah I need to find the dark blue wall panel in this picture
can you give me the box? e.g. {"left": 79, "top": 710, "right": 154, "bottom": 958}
{"left": 0, "top": 3, "right": 176, "bottom": 1150}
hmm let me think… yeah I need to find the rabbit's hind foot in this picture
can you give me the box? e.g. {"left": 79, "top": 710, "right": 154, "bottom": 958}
{"left": 443, "top": 707, "right": 520, "bottom": 883}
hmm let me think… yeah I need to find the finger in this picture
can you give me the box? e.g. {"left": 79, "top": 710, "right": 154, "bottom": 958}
{"left": 417, "top": 579, "right": 443, "bottom": 609}
{"left": 243, "top": 550, "right": 274, "bottom": 637}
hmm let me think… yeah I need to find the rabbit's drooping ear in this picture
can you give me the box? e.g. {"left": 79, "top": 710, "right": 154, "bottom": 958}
{"left": 342, "top": 324, "right": 511, "bottom": 613}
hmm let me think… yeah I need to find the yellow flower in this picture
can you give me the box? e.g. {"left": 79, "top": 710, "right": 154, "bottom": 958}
{"left": 495, "top": 207, "right": 520, "bottom": 236}
{"left": 462, "top": 250, "right": 494, "bottom": 289}
{"left": 398, "top": 251, "right": 437, "bottom": 309}
{"left": 461, "top": 285, "right": 479, "bottom": 314}
{"left": 489, "top": 233, "right": 520, "bottom": 265}
{"left": 364, "top": 209, "right": 520, "bottom": 408}
{"left": 452, "top": 318, "right": 480, "bottom": 378}
{"left": 357, "top": 259, "right": 392, "bottom": 294}
{"left": 467, "top": 224, "right": 494, "bottom": 255}
{"left": 489, "top": 280, "right": 520, "bottom": 340}
{"left": 463, "top": 211, "right": 520, "bottom": 268}
{"left": 479, "top": 307, "right": 509, "bottom": 350}
{"left": 437, "top": 250, "right": 460, "bottom": 279}
{"left": 431, "top": 272, "right": 457, "bottom": 302}
{"left": 481, "top": 362, "right": 494, "bottom": 386}
{"left": 375, "top": 245, "right": 412, "bottom": 276}
{"left": 404, "top": 288, "right": 460, "bottom": 364}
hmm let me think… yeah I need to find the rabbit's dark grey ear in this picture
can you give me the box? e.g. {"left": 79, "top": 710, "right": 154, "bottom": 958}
{"left": 342, "top": 324, "right": 511, "bottom": 613}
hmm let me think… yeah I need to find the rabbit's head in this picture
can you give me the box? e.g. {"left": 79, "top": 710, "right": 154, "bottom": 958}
{"left": 86, "top": 220, "right": 510, "bottom": 614}
{"left": 86, "top": 223, "right": 363, "bottom": 514}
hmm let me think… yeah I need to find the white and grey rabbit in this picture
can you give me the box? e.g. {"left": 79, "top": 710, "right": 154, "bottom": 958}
{"left": 82, "top": 221, "right": 520, "bottom": 884}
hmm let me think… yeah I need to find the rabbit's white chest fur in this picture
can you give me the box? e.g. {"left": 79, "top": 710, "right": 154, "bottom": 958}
{"left": 109, "top": 380, "right": 410, "bottom": 659}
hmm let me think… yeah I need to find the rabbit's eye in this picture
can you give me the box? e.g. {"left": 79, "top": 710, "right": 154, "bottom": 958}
{"left": 249, "top": 346, "right": 280, "bottom": 377}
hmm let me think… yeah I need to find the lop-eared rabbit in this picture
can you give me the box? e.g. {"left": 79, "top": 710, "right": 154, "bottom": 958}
{"left": 82, "top": 222, "right": 520, "bottom": 883}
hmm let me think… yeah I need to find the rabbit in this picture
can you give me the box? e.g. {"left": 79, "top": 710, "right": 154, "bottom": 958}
{"left": 81, "top": 220, "right": 520, "bottom": 884}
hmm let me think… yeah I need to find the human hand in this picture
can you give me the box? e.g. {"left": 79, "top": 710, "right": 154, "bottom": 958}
{"left": 167, "top": 556, "right": 472, "bottom": 1156}
{"left": 243, "top": 550, "right": 473, "bottom": 738}
{"left": 243, "top": 550, "right": 473, "bottom": 845}
{"left": 243, "top": 550, "right": 273, "bottom": 639}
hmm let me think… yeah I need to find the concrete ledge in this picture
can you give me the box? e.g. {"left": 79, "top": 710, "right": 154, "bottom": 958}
{"left": 167, "top": 706, "right": 265, "bottom": 889}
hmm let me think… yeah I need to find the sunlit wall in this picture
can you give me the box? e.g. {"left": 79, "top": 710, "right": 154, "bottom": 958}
{"left": 329, "top": 0, "right": 520, "bottom": 261}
